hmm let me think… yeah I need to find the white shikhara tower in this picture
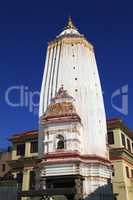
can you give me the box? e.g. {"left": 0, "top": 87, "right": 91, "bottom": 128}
{"left": 39, "top": 18, "right": 112, "bottom": 199}
{"left": 40, "top": 17, "right": 107, "bottom": 157}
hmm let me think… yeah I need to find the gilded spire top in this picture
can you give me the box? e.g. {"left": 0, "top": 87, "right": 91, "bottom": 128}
{"left": 64, "top": 16, "right": 77, "bottom": 30}
{"left": 58, "top": 16, "right": 81, "bottom": 37}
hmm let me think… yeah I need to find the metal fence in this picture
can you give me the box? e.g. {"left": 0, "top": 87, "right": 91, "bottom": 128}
{"left": 0, "top": 186, "right": 17, "bottom": 200}
{"left": 0, "top": 181, "right": 17, "bottom": 200}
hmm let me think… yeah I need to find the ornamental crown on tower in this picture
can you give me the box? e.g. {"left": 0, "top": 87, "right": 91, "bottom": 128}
{"left": 40, "top": 86, "right": 81, "bottom": 125}
{"left": 52, "top": 85, "right": 73, "bottom": 100}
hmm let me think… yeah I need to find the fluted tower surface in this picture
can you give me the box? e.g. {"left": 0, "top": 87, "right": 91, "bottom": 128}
{"left": 39, "top": 17, "right": 108, "bottom": 158}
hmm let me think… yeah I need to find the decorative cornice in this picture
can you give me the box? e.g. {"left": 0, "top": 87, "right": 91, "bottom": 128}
{"left": 40, "top": 152, "right": 111, "bottom": 165}
{"left": 110, "top": 147, "right": 133, "bottom": 165}
{"left": 48, "top": 37, "right": 93, "bottom": 50}
{"left": 40, "top": 113, "right": 81, "bottom": 126}
{"left": 111, "top": 156, "right": 133, "bottom": 167}
{"left": 8, "top": 156, "right": 38, "bottom": 170}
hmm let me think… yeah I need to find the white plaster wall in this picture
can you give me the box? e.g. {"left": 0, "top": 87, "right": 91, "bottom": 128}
{"left": 40, "top": 161, "right": 111, "bottom": 196}
{"left": 39, "top": 122, "right": 83, "bottom": 155}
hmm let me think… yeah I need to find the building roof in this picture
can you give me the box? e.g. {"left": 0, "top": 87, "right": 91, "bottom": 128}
{"left": 9, "top": 130, "right": 38, "bottom": 142}
{"left": 107, "top": 118, "right": 133, "bottom": 139}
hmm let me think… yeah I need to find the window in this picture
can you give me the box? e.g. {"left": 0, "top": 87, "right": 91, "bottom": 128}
{"left": 131, "top": 169, "right": 133, "bottom": 178}
{"left": 57, "top": 135, "right": 65, "bottom": 150}
{"left": 17, "top": 172, "right": 23, "bottom": 190}
{"left": 30, "top": 141, "right": 38, "bottom": 153}
{"left": 30, "top": 171, "right": 36, "bottom": 190}
{"left": 46, "top": 144, "right": 49, "bottom": 152}
{"left": 108, "top": 132, "right": 114, "bottom": 145}
{"left": 8, "top": 146, "right": 11, "bottom": 152}
{"left": 111, "top": 165, "right": 115, "bottom": 176}
{"left": 121, "top": 133, "right": 126, "bottom": 147}
{"left": 73, "top": 67, "right": 75, "bottom": 70}
{"left": 127, "top": 138, "right": 131, "bottom": 152}
{"left": 75, "top": 78, "right": 77, "bottom": 80}
{"left": 46, "top": 132, "right": 49, "bottom": 140}
{"left": 17, "top": 172, "right": 23, "bottom": 183}
{"left": 17, "top": 144, "right": 25, "bottom": 156}
{"left": 2, "top": 164, "right": 6, "bottom": 172}
{"left": 75, "top": 89, "right": 78, "bottom": 92}
{"left": 57, "top": 140, "right": 64, "bottom": 149}
{"left": 125, "top": 166, "right": 129, "bottom": 178}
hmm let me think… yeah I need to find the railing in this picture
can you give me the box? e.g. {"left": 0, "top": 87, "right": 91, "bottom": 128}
{"left": 0, "top": 186, "right": 17, "bottom": 200}
{"left": 17, "top": 187, "right": 76, "bottom": 197}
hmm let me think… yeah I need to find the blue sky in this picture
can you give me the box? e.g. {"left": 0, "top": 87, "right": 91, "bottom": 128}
{"left": 0, "top": 0, "right": 133, "bottom": 148}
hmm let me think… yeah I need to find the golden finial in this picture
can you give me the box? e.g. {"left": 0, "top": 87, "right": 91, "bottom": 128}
{"left": 64, "top": 16, "right": 77, "bottom": 30}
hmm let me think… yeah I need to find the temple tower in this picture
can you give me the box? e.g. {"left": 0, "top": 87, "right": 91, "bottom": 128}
{"left": 39, "top": 18, "right": 113, "bottom": 199}
{"left": 39, "top": 17, "right": 108, "bottom": 157}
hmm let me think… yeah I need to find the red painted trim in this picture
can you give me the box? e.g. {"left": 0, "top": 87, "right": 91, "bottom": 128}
{"left": 43, "top": 113, "right": 79, "bottom": 119}
{"left": 41, "top": 114, "right": 81, "bottom": 125}
{"left": 111, "top": 156, "right": 133, "bottom": 167}
{"left": 41, "top": 159, "right": 110, "bottom": 166}
{"left": 41, "top": 152, "right": 111, "bottom": 164}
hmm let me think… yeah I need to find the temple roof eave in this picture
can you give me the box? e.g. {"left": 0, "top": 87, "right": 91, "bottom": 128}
{"left": 40, "top": 114, "right": 81, "bottom": 126}
{"left": 48, "top": 35, "right": 93, "bottom": 50}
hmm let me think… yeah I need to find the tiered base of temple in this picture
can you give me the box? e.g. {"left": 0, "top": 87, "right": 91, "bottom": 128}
{"left": 37, "top": 152, "right": 114, "bottom": 200}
